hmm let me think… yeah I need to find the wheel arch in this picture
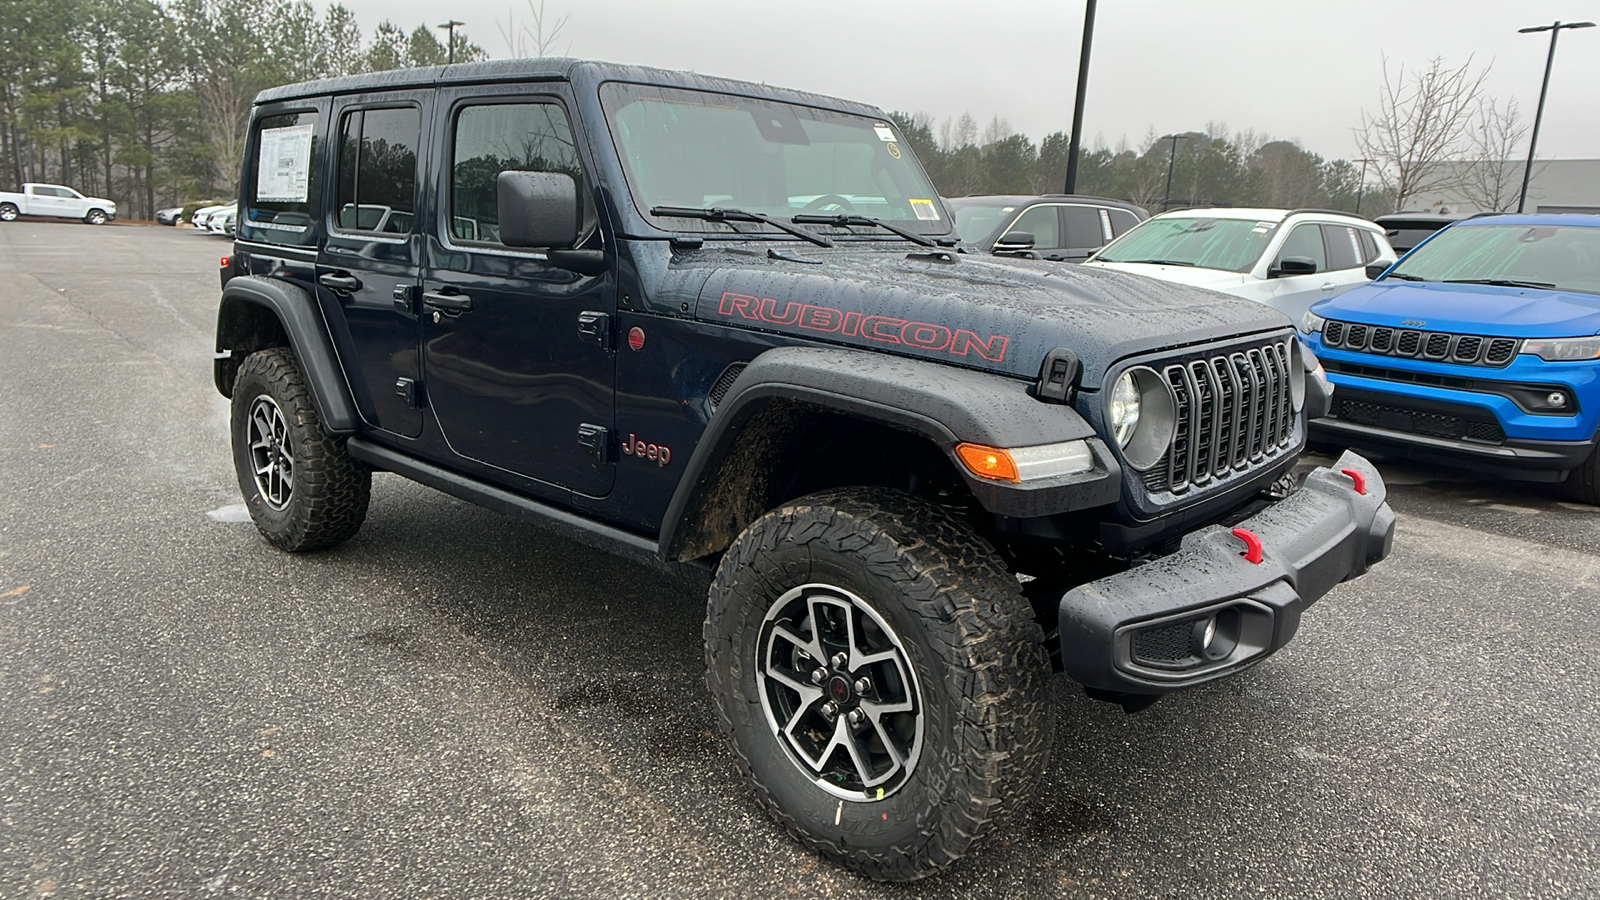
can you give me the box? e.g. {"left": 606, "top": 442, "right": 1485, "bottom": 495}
{"left": 215, "top": 275, "right": 361, "bottom": 435}
{"left": 659, "top": 346, "right": 1117, "bottom": 562}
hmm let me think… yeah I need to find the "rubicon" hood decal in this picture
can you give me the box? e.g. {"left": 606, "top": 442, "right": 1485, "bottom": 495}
{"left": 715, "top": 291, "right": 1009, "bottom": 362}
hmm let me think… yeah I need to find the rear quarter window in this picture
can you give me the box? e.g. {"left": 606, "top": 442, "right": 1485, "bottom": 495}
{"left": 244, "top": 110, "right": 320, "bottom": 247}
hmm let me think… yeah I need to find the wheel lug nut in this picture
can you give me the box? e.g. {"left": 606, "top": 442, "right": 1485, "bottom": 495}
{"left": 830, "top": 652, "right": 848, "bottom": 669}
{"left": 820, "top": 701, "right": 838, "bottom": 719}
{"left": 847, "top": 709, "right": 864, "bottom": 725}
{"left": 810, "top": 668, "right": 827, "bottom": 684}
{"left": 853, "top": 677, "right": 871, "bottom": 693}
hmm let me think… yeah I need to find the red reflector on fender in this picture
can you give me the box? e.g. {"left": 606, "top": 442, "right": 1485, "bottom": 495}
{"left": 1340, "top": 468, "right": 1367, "bottom": 495}
{"left": 219, "top": 256, "right": 230, "bottom": 268}
{"left": 1231, "top": 527, "right": 1264, "bottom": 565}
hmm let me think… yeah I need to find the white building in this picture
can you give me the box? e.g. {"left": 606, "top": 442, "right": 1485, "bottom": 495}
{"left": 1399, "top": 159, "right": 1600, "bottom": 215}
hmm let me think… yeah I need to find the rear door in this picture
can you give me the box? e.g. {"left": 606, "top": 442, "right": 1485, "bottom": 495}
{"left": 420, "top": 85, "right": 616, "bottom": 497}
{"left": 1056, "top": 204, "right": 1108, "bottom": 262}
{"left": 314, "top": 92, "right": 431, "bottom": 438}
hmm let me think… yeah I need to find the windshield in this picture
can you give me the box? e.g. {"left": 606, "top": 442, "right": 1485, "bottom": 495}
{"left": 600, "top": 82, "right": 948, "bottom": 236}
{"left": 1092, "top": 216, "right": 1277, "bottom": 272}
{"left": 1388, "top": 223, "right": 1600, "bottom": 295}
{"left": 948, "top": 199, "right": 1015, "bottom": 243}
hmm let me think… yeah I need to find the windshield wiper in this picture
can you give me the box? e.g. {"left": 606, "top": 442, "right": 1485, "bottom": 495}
{"left": 791, "top": 213, "right": 936, "bottom": 247}
{"left": 1106, "top": 258, "right": 1196, "bottom": 267}
{"left": 1444, "top": 278, "right": 1556, "bottom": 289}
{"left": 1384, "top": 272, "right": 1428, "bottom": 281}
{"left": 649, "top": 205, "right": 833, "bottom": 247}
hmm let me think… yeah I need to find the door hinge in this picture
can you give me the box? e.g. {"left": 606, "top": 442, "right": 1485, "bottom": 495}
{"left": 394, "top": 377, "right": 421, "bottom": 408}
{"left": 577, "top": 423, "right": 611, "bottom": 461}
{"left": 577, "top": 311, "right": 612, "bottom": 350}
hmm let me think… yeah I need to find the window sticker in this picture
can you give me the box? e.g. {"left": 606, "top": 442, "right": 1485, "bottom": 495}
{"left": 909, "top": 198, "right": 940, "bottom": 221}
{"left": 886, "top": 142, "right": 901, "bottom": 160}
{"left": 256, "top": 123, "right": 315, "bottom": 203}
{"left": 873, "top": 123, "right": 896, "bottom": 142}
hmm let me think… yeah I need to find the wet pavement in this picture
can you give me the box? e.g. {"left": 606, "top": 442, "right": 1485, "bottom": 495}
{"left": 2, "top": 222, "right": 1595, "bottom": 898}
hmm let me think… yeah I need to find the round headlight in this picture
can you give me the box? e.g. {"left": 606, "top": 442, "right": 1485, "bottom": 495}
{"left": 1109, "top": 372, "right": 1141, "bottom": 447}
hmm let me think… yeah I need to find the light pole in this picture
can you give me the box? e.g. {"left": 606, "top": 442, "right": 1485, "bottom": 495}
{"left": 1354, "top": 158, "right": 1374, "bottom": 215}
{"left": 1063, "top": 0, "right": 1097, "bottom": 194}
{"left": 1161, "top": 134, "right": 1185, "bottom": 211}
{"left": 1516, "top": 20, "right": 1593, "bottom": 212}
{"left": 437, "top": 20, "right": 465, "bottom": 65}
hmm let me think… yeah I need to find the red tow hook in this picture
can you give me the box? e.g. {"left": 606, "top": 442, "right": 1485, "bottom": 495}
{"left": 1231, "top": 527, "right": 1264, "bottom": 565}
{"left": 1340, "top": 468, "right": 1368, "bottom": 495}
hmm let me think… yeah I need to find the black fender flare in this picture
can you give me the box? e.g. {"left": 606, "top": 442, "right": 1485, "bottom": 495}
{"left": 659, "top": 346, "right": 1121, "bottom": 560}
{"left": 214, "top": 275, "right": 361, "bottom": 435}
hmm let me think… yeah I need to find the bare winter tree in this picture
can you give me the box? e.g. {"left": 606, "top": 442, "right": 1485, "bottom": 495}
{"left": 1355, "top": 55, "right": 1490, "bottom": 210}
{"left": 1458, "top": 96, "right": 1533, "bottom": 212}
{"left": 497, "top": 0, "right": 571, "bottom": 58}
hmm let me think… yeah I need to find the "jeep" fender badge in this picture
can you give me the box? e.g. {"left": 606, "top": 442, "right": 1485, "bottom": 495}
{"left": 623, "top": 433, "right": 671, "bottom": 467}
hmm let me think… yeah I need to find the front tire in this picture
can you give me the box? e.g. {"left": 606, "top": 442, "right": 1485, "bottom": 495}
{"left": 85, "top": 209, "right": 108, "bottom": 225}
{"left": 1563, "top": 443, "right": 1600, "bottom": 505}
{"left": 230, "top": 348, "right": 370, "bottom": 551}
{"left": 705, "top": 487, "right": 1054, "bottom": 881}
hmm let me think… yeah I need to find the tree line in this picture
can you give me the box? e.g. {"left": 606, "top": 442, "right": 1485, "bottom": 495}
{"left": 1, "top": 0, "right": 486, "bottom": 220}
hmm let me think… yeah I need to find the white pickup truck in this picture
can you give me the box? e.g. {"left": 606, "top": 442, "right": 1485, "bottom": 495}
{"left": 0, "top": 183, "right": 118, "bottom": 224}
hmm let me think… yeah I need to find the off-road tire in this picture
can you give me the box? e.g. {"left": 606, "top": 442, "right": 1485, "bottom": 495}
{"left": 85, "top": 209, "right": 108, "bottom": 225}
{"left": 704, "top": 487, "right": 1054, "bottom": 881}
{"left": 1562, "top": 444, "right": 1600, "bottom": 505}
{"left": 230, "top": 347, "right": 369, "bottom": 551}
{"left": 0, "top": 203, "right": 18, "bottom": 222}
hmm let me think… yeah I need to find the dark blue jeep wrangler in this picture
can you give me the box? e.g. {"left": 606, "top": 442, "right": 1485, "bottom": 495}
{"left": 213, "top": 59, "right": 1394, "bottom": 880}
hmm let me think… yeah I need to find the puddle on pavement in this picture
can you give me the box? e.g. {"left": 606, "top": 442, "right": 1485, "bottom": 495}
{"left": 205, "top": 504, "right": 250, "bottom": 523}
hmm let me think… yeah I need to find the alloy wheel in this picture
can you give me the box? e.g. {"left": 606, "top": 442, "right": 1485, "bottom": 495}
{"left": 247, "top": 394, "right": 294, "bottom": 509}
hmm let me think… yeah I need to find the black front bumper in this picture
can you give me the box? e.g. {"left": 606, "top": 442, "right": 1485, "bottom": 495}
{"left": 1058, "top": 450, "right": 1394, "bottom": 695}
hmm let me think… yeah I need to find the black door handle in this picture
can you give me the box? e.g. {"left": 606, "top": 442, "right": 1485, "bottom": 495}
{"left": 422, "top": 290, "right": 473, "bottom": 313}
{"left": 318, "top": 272, "right": 361, "bottom": 292}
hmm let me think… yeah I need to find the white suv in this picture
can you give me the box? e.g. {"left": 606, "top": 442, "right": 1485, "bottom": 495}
{"left": 1083, "top": 208, "right": 1396, "bottom": 324}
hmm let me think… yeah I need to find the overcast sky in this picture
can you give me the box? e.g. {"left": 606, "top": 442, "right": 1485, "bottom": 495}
{"left": 336, "top": 0, "right": 1600, "bottom": 161}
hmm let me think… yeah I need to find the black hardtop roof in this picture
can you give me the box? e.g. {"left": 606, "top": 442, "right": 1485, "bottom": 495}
{"left": 253, "top": 58, "right": 886, "bottom": 117}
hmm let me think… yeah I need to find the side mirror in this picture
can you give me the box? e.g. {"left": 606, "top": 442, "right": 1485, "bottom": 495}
{"left": 1272, "top": 256, "right": 1318, "bottom": 277}
{"left": 497, "top": 170, "right": 579, "bottom": 249}
{"left": 993, "top": 230, "right": 1036, "bottom": 256}
{"left": 1365, "top": 262, "right": 1390, "bottom": 280}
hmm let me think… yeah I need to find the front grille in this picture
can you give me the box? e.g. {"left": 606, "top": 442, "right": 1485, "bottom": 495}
{"left": 1321, "top": 319, "right": 1520, "bottom": 369}
{"left": 1155, "top": 340, "right": 1297, "bottom": 495}
{"left": 1334, "top": 398, "right": 1506, "bottom": 444}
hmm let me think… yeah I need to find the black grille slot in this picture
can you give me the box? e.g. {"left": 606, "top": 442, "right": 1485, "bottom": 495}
{"left": 707, "top": 362, "right": 747, "bottom": 411}
{"left": 1159, "top": 338, "right": 1295, "bottom": 495}
{"left": 1132, "top": 620, "right": 1195, "bottom": 664}
{"left": 1335, "top": 398, "right": 1505, "bottom": 444}
{"left": 1321, "top": 319, "right": 1519, "bottom": 368}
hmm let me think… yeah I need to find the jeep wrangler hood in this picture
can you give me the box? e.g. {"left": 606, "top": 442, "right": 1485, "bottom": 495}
{"left": 685, "top": 248, "right": 1289, "bottom": 389}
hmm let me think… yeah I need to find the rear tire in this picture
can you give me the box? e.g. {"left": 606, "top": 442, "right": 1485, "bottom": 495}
{"left": 0, "top": 203, "right": 17, "bottom": 222}
{"left": 704, "top": 487, "right": 1053, "bottom": 881}
{"left": 1562, "top": 444, "right": 1600, "bottom": 505}
{"left": 230, "top": 347, "right": 370, "bottom": 551}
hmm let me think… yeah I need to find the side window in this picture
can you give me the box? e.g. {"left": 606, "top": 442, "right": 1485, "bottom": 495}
{"left": 1274, "top": 223, "right": 1327, "bottom": 272}
{"left": 1322, "top": 224, "right": 1363, "bottom": 270}
{"left": 1062, "top": 206, "right": 1104, "bottom": 248}
{"left": 1107, "top": 208, "right": 1140, "bottom": 237}
{"left": 246, "top": 110, "right": 319, "bottom": 247}
{"left": 334, "top": 106, "right": 420, "bottom": 235}
{"left": 1006, "top": 205, "right": 1060, "bottom": 249}
{"left": 1356, "top": 230, "right": 1381, "bottom": 264}
{"left": 450, "top": 101, "right": 592, "bottom": 247}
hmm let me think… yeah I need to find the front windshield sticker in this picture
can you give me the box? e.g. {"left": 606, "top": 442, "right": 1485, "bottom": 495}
{"left": 910, "top": 198, "right": 940, "bottom": 221}
{"left": 873, "top": 124, "right": 896, "bottom": 142}
{"left": 886, "top": 143, "right": 901, "bottom": 160}
{"left": 256, "top": 123, "right": 314, "bottom": 203}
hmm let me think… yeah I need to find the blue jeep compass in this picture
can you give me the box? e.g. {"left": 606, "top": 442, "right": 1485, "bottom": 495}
{"left": 1303, "top": 213, "right": 1600, "bottom": 500}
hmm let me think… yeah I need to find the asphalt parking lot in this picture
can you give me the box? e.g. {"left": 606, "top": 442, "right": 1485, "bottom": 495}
{"left": 2, "top": 222, "right": 1595, "bottom": 899}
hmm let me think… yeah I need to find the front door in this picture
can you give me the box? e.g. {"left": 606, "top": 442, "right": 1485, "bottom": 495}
{"left": 421, "top": 88, "right": 616, "bottom": 497}
{"left": 1264, "top": 222, "right": 1333, "bottom": 322}
{"left": 314, "top": 92, "right": 430, "bottom": 437}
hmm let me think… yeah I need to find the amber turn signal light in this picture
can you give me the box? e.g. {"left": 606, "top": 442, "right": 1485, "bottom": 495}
{"left": 955, "top": 442, "right": 1019, "bottom": 482}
